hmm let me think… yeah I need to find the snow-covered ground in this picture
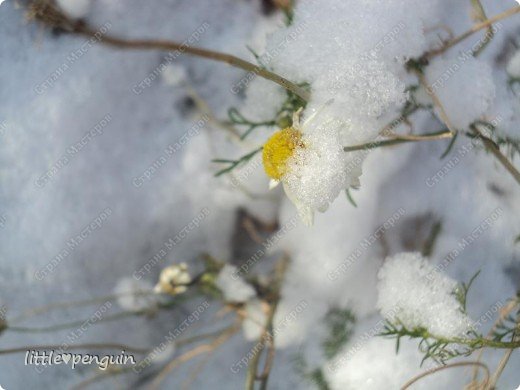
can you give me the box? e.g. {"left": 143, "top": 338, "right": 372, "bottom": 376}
{"left": 0, "top": 0, "right": 519, "bottom": 389}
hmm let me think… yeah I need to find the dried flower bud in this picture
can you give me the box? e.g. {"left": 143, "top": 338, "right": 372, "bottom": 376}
{"left": 155, "top": 263, "right": 192, "bottom": 296}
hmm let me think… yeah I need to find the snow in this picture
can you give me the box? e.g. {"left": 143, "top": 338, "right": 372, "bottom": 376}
{"left": 56, "top": 0, "right": 91, "bottom": 19}
{"left": 240, "top": 78, "right": 286, "bottom": 123}
{"left": 242, "top": 299, "right": 267, "bottom": 341}
{"left": 425, "top": 56, "right": 496, "bottom": 130}
{"left": 235, "top": 0, "right": 444, "bottom": 224}
{"left": 161, "top": 64, "right": 188, "bottom": 87}
{"left": 284, "top": 114, "right": 351, "bottom": 219}
{"left": 326, "top": 337, "right": 462, "bottom": 390}
{"left": 215, "top": 264, "right": 256, "bottom": 303}
{"left": 1, "top": 0, "right": 520, "bottom": 388}
{"left": 507, "top": 49, "right": 520, "bottom": 79}
{"left": 113, "top": 277, "right": 156, "bottom": 311}
{"left": 377, "top": 252, "right": 473, "bottom": 338}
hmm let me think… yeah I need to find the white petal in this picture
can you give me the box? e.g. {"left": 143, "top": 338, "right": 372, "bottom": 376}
{"left": 282, "top": 182, "right": 314, "bottom": 226}
{"left": 302, "top": 98, "right": 335, "bottom": 128}
{"left": 292, "top": 108, "right": 303, "bottom": 129}
{"left": 269, "top": 179, "right": 280, "bottom": 190}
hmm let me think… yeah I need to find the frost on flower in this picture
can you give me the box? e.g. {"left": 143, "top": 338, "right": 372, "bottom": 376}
{"left": 262, "top": 107, "right": 351, "bottom": 226}
{"left": 377, "top": 252, "right": 473, "bottom": 339}
{"left": 216, "top": 264, "right": 256, "bottom": 303}
{"left": 255, "top": 0, "right": 438, "bottom": 225}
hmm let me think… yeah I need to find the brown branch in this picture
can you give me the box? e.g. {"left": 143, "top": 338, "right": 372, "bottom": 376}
{"left": 471, "top": 300, "right": 519, "bottom": 383}
{"left": 485, "top": 304, "right": 520, "bottom": 390}
{"left": 415, "top": 71, "right": 457, "bottom": 134}
{"left": 149, "top": 324, "right": 240, "bottom": 390}
{"left": 8, "top": 291, "right": 157, "bottom": 323}
{"left": 0, "top": 343, "right": 149, "bottom": 355}
{"left": 471, "top": 125, "right": 520, "bottom": 185}
{"left": 72, "top": 367, "right": 130, "bottom": 390}
{"left": 245, "top": 255, "right": 289, "bottom": 390}
{"left": 80, "top": 26, "right": 309, "bottom": 101}
{"left": 384, "top": 131, "right": 453, "bottom": 142}
{"left": 343, "top": 129, "right": 453, "bottom": 152}
{"left": 27, "top": 0, "right": 309, "bottom": 101}
{"left": 469, "top": 0, "right": 494, "bottom": 57}
{"left": 427, "top": 6, "right": 520, "bottom": 58}
{"left": 401, "top": 361, "right": 490, "bottom": 390}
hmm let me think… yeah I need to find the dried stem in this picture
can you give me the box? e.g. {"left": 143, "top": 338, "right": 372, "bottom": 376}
{"left": 487, "top": 349, "right": 514, "bottom": 390}
{"left": 471, "top": 300, "right": 519, "bottom": 383}
{"left": 8, "top": 290, "right": 158, "bottom": 323}
{"left": 0, "top": 343, "right": 148, "bottom": 355}
{"left": 485, "top": 308, "right": 520, "bottom": 389}
{"left": 180, "top": 352, "right": 214, "bottom": 390}
{"left": 149, "top": 323, "right": 240, "bottom": 389}
{"left": 70, "top": 327, "right": 236, "bottom": 390}
{"left": 7, "top": 308, "right": 157, "bottom": 333}
{"left": 385, "top": 131, "right": 453, "bottom": 142}
{"left": 401, "top": 361, "right": 490, "bottom": 390}
{"left": 412, "top": 65, "right": 520, "bottom": 186}
{"left": 415, "top": 71, "right": 457, "bottom": 134}
{"left": 471, "top": 125, "right": 520, "bottom": 185}
{"left": 245, "top": 255, "right": 289, "bottom": 390}
{"left": 343, "top": 129, "right": 452, "bottom": 152}
{"left": 427, "top": 5, "right": 520, "bottom": 58}
{"left": 27, "top": 0, "right": 309, "bottom": 100}
{"left": 72, "top": 366, "right": 130, "bottom": 390}
{"left": 469, "top": 0, "right": 494, "bottom": 57}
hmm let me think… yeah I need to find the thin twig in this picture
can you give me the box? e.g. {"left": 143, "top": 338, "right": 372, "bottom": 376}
{"left": 7, "top": 309, "right": 153, "bottom": 333}
{"left": 415, "top": 71, "right": 457, "bottom": 134}
{"left": 343, "top": 129, "right": 452, "bottom": 152}
{"left": 427, "top": 6, "right": 520, "bottom": 58}
{"left": 71, "top": 327, "right": 235, "bottom": 390}
{"left": 470, "top": 0, "right": 494, "bottom": 57}
{"left": 0, "top": 343, "right": 149, "bottom": 355}
{"left": 401, "top": 361, "right": 490, "bottom": 390}
{"left": 213, "top": 147, "right": 263, "bottom": 177}
{"left": 149, "top": 324, "right": 240, "bottom": 389}
{"left": 485, "top": 308, "right": 519, "bottom": 389}
{"left": 184, "top": 84, "right": 242, "bottom": 141}
{"left": 385, "top": 131, "right": 453, "bottom": 142}
{"left": 28, "top": 0, "right": 309, "bottom": 101}
{"left": 245, "top": 255, "right": 289, "bottom": 390}
{"left": 72, "top": 366, "right": 131, "bottom": 390}
{"left": 245, "top": 332, "right": 268, "bottom": 390}
{"left": 471, "top": 299, "right": 519, "bottom": 382}
{"left": 8, "top": 291, "right": 157, "bottom": 323}
{"left": 487, "top": 349, "right": 514, "bottom": 390}
{"left": 471, "top": 125, "right": 520, "bottom": 185}
{"left": 75, "top": 30, "right": 310, "bottom": 101}
{"left": 180, "top": 348, "right": 215, "bottom": 390}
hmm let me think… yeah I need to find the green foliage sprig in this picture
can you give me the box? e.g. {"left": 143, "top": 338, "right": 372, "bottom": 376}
{"left": 380, "top": 286, "right": 520, "bottom": 366}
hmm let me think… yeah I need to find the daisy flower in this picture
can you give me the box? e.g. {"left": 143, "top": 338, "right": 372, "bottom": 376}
{"left": 262, "top": 103, "right": 353, "bottom": 226}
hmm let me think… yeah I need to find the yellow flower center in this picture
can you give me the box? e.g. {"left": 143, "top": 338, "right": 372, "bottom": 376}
{"left": 262, "top": 127, "right": 304, "bottom": 180}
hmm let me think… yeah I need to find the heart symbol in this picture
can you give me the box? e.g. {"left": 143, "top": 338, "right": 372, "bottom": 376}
{"left": 61, "top": 354, "right": 72, "bottom": 364}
